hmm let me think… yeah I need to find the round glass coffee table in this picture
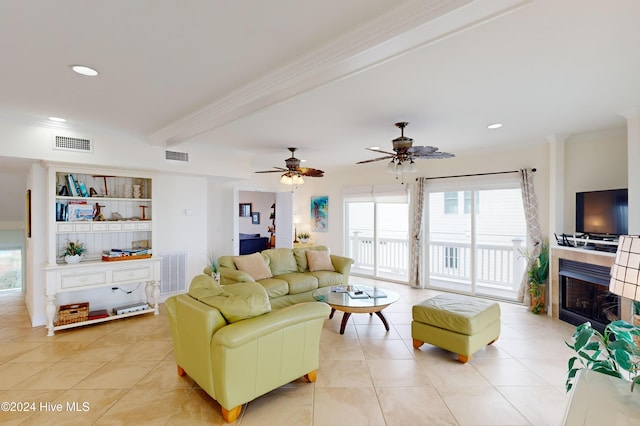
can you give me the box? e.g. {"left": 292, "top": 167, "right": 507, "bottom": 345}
{"left": 312, "top": 285, "right": 400, "bottom": 334}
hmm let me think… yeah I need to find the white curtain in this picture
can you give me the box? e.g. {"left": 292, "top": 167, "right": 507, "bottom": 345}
{"left": 409, "top": 177, "right": 426, "bottom": 288}
{"left": 518, "top": 168, "right": 543, "bottom": 303}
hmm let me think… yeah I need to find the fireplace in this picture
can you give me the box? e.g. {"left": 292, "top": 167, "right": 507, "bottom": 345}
{"left": 559, "top": 259, "right": 619, "bottom": 333}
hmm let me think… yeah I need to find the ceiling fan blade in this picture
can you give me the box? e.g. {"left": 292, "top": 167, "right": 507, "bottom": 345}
{"left": 357, "top": 155, "right": 394, "bottom": 164}
{"left": 408, "top": 145, "right": 438, "bottom": 155}
{"left": 413, "top": 151, "right": 455, "bottom": 159}
{"left": 366, "top": 147, "right": 396, "bottom": 156}
{"left": 255, "top": 167, "right": 288, "bottom": 173}
{"left": 297, "top": 167, "right": 324, "bottom": 177}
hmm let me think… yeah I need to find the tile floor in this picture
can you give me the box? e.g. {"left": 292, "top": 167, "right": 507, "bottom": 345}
{"left": 0, "top": 279, "right": 577, "bottom": 425}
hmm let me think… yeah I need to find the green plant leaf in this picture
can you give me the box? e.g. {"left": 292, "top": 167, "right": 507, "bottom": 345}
{"left": 573, "top": 327, "right": 594, "bottom": 351}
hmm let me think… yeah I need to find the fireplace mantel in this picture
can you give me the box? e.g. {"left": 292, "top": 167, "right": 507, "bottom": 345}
{"left": 550, "top": 246, "right": 616, "bottom": 319}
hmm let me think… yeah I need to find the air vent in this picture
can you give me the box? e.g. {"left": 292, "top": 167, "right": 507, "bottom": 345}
{"left": 165, "top": 150, "right": 189, "bottom": 162}
{"left": 53, "top": 135, "right": 93, "bottom": 153}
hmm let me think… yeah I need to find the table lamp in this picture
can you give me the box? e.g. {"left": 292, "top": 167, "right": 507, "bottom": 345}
{"left": 609, "top": 235, "right": 640, "bottom": 320}
{"left": 293, "top": 214, "right": 302, "bottom": 243}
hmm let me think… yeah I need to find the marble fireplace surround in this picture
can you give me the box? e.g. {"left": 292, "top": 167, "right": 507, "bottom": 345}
{"left": 550, "top": 246, "right": 631, "bottom": 321}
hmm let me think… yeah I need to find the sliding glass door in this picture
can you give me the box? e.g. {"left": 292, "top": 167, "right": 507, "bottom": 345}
{"left": 427, "top": 184, "right": 526, "bottom": 300}
{"left": 344, "top": 185, "right": 409, "bottom": 283}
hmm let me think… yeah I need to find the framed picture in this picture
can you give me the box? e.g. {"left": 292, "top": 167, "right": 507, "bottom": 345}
{"left": 239, "top": 203, "right": 252, "bottom": 217}
{"left": 251, "top": 212, "right": 260, "bottom": 225}
{"left": 310, "top": 195, "right": 328, "bottom": 232}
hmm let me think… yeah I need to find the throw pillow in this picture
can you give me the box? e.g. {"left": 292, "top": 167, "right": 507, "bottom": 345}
{"left": 234, "top": 252, "right": 272, "bottom": 280}
{"left": 198, "top": 282, "right": 271, "bottom": 323}
{"left": 306, "top": 250, "right": 335, "bottom": 272}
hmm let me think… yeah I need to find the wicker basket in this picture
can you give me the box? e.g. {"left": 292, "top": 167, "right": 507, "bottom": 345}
{"left": 54, "top": 302, "right": 89, "bottom": 326}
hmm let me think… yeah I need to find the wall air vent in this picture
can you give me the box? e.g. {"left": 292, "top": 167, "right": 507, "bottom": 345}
{"left": 165, "top": 150, "right": 189, "bottom": 162}
{"left": 53, "top": 135, "right": 93, "bottom": 153}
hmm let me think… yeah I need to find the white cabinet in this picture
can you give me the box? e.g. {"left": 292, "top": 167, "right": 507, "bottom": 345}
{"left": 44, "top": 164, "right": 159, "bottom": 336}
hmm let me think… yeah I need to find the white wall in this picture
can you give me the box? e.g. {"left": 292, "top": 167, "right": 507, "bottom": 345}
{"left": 562, "top": 129, "right": 627, "bottom": 233}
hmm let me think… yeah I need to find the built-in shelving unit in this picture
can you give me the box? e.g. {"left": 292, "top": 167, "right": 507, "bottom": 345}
{"left": 44, "top": 164, "right": 161, "bottom": 336}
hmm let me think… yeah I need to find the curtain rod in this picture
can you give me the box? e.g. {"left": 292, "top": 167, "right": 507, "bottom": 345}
{"left": 417, "top": 168, "right": 536, "bottom": 181}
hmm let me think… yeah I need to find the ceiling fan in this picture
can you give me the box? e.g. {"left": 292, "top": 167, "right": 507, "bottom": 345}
{"left": 255, "top": 147, "right": 324, "bottom": 185}
{"left": 357, "top": 122, "right": 454, "bottom": 177}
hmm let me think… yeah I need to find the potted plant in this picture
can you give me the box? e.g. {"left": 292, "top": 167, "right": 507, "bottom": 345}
{"left": 565, "top": 320, "right": 640, "bottom": 392}
{"left": 524, "top": 241, "right": 548, "bottom": 314}
{"left": 206, "top": 252, "right": 220, "bottom": 282}
{"left": 62, "top": 240, "right": 86, "bottom": 263}
{"left": 297, "top": 232, "right": 310, "bottom": 243}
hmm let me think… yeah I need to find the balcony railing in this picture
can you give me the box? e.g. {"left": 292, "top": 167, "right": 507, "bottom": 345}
{"left": 348, "top": 234, "right": 526, "bottom": 294}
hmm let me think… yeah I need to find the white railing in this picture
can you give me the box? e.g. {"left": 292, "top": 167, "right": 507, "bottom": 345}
{"left": 348, "top": 234, "right": 525, "bottom": 291}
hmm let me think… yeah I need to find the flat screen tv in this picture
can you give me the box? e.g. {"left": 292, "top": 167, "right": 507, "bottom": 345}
{"left": 575, "top": 188, "right": 628, "bottom": 236}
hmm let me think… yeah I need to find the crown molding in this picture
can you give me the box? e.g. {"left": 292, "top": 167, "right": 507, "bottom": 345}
{"left": 149, "top": 0, "right": 531, "bottom": 147}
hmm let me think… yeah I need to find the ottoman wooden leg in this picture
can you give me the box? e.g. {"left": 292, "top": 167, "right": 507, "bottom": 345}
{"left": 177, "top": 365, "right": 186, "bottom": 377}
{"left": 222, "top": 405, "right": 242, "bottom": 423}
{"left": 488, "top": 337, "right": 498, "bottom": 345}
{"left": 457, "top": 354, "right": 471, "bottom": 363}
{"left": 412, "top": 339, "right": 424, "bottom": 349}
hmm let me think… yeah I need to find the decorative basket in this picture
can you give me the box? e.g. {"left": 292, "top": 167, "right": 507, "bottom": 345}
{"left": 54, "top": 302, "right": 89, "bottom": 326}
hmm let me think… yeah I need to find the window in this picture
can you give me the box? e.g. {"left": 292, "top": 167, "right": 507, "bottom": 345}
{"left": 444, "top": 246, "right": 459, "bottom": 269}
{"left": 444, "top": 192, "right": 458, "bottom": 214}
{"left": 464, "top": 191, "right": 479, "bottom": 214}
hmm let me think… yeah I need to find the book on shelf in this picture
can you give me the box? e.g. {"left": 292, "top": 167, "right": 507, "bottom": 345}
{"left": 65, "top": 174, "right": 78, "bottom": 196}
{"left": 67, "top": 203, "right": 94, "bottom": 221}
{"left": 77, "top": 180, "right": 89, "bottom": 197}
{"left": 88, "top": 309, "right": 109, "bottom": 320}
{"left": 102, "top": 248, "right": 151, "bottom": 258}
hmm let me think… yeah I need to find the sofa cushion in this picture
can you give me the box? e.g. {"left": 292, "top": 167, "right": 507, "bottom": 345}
{"left": 293, "top": 246, "right": 328, "bottom": 272}
{"left": 188, "top": 274, "right": 225, "bottom": 299}
{"left": 256, "top": 277, "right": 290, "bottom": 299}
{"left": 234, "top": 252, "right": 273, "bottom": 281}
{"left": 308, "top": 271, "right": 345, "bottom": 287}
{"left": 198, "top": 282, "right": 271, "bottom": 323}
{"left": 275, "top": 273, "right": 319, "bottom": 294}
{"left": 263, "top": 248, "right": 298, "bottom": 276}
{"left": 306, "top": 250, "right": 335, "bottom": 272}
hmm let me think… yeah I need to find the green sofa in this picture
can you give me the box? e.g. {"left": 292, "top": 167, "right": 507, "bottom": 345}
{"left": 166, "top": 274, "right": 330, "bottom": 423}
{"left": 215, "top": 246, "right": 354, "bottom": 309}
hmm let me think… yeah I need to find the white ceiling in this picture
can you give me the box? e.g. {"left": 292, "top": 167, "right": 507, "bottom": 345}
{"left": 1, "top": 0, "right": 639, "bottom": 175}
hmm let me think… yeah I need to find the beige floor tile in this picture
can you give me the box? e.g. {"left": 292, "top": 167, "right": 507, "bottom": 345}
{"left": 73, "top": 360, "right": 159, "bottom": 389}
{"left": 497, "top": 385, "right": 569, "bottom": 426}
{"left": 355, "top": 323, "right": 401, "bottom": 340}
{"left": 0, "top": 341, "right": 44, "bottom": 362}
{"left": 360, "top": 338, "right": 414, "bottom": 360}
{"left": 15, "top": 361, "right": 105, "bottom": 390}
{"left": 166, "top": 389, "right": 228, "bottom": 425}
{"left": 472, "top": 357, "right": 548, "bottom": 386}
{"left": 95, "top": 388, "right": 191, "bottom": 425}
{"left": 418, "top": 357, "right": 492, "bottom": 389}
{"left": 110, "top": 339, "right": 174, "bottom": 362}
{"left": 368, "top": 359, "right": 433, "bottom": 388}
{"left": 9, "top": 341, "right": 90, "bottom": 363}
{"left": 377, "top": 386, "right": 458, "bottom": 426}
{"left": 241, "top": 384, "right": 314, "bottom": 426}
{"left": 134, "top": 359, "right": 196, "bottom": 389}
{"left": 439, "top": 386, "right": 529, "bottom": 425}
{"left": 319, "top": 333, "right": 365, "bottom": 360}
{"left": 313, "top": 387, "right": 386, "bottom": 426}
{"left": 0, "top": 389, "right": 65, "bottom": 425}
{"left": 0, "top": 361, "right": 52, "bottom": 390}
{"left": 315, "top": 359, "right": 373, "bottom": 388}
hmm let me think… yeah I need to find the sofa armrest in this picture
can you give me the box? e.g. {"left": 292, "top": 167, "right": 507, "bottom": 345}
{"left": 219, "top": 266, "right": 256, "bottom": 285}
{"left": 213, "top": 302, "right": 330, "bottom": 348}
{"left": 330, "top": 255, "right": 354, "bottom": 276}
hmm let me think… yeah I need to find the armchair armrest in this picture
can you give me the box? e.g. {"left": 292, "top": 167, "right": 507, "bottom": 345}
{"left": 213, "top": 302, "right": 330, "bottom": 348}
{"left": 219, "top": 266, "right": 256, "bottom": 285}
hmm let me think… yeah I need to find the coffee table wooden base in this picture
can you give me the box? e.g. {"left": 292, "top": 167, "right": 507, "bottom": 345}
{"left": 329, "top": 307, "right": 391, "bottom": 335}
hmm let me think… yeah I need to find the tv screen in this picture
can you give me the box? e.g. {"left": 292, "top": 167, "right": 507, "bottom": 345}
{"left": 576, "top": 189, "right": 628, "bottom": 235}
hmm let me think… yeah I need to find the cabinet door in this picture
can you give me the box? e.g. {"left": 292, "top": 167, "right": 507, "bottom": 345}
{"left": 112, "top": 266, "right": 152, "bottom": 283}
{"left": 59, "top": 271, "right": 108, "bottom": 290}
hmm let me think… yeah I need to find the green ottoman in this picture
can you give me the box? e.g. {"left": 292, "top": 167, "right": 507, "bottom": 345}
{"left": 412, "top": 293, "right": 500, "bottom": 363}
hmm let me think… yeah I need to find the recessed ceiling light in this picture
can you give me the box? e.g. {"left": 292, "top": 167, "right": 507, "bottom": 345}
{"left": 487, "top": 123, "right": 503, "bottom": 129}
{"left": 48, "top": 116, "right": 66, "bottom": 122}
{"left": 71, "top": 65, "right": 99, "bottom": 76}
{"left": 301, "top": 159, "right": 307, "bottom": 163}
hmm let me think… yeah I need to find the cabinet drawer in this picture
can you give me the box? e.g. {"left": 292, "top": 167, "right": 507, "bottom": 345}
{"left": 74, "top": 223, "right": 92, "bottom": 232}
{"left": 60, "top": 272, "right": 107, "bottom": 289}
{"left": 57, "top": 223, "right": 74, "bottom": 233}
{"left": 112, "top": 267, "right": 151, "bottom": 283}
{"left": 137, "top": 221, "right": 151, "bottom": 230}
{"left": 92, "top": 222, "right": 108, "bottom": 232}
{"left": 122, "top": 222, "right": 137, "bottom": 231}
{"left": 107, "top": 223, "right": 122, "bottom": 231}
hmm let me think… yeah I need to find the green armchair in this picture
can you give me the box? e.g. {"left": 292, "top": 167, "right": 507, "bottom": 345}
{"left": 165, "top": 275, "right": 330, "bottom": 423}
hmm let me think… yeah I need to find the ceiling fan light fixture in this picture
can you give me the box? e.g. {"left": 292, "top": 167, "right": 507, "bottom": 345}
{"left": 385, "top": 159, "right": 397, "bottom": 174}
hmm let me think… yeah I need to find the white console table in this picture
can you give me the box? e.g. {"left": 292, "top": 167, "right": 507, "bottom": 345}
{"left": 44, "top": 257, "right": 161, "bottom": 336}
